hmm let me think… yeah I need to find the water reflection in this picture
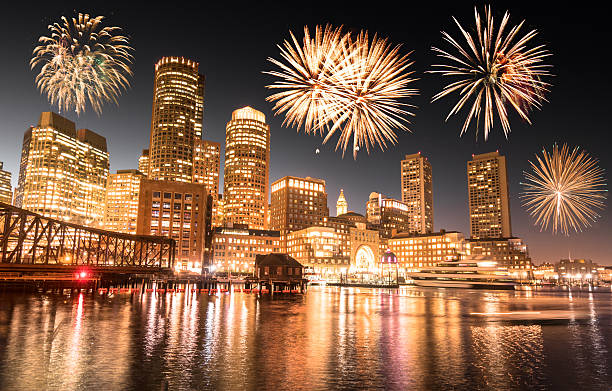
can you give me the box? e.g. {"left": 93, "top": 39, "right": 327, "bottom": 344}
{"left": 0, "top": 288, "right": 611, "bottom": 390}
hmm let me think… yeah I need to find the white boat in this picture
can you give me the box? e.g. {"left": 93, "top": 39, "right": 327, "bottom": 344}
{"left": 407, "top": 257, "right": 519, "bottom": 290}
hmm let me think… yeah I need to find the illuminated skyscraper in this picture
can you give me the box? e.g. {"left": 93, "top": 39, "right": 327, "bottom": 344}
{"left": 223, "top": 107, "right": 270, "bottom": 229}
{"left": 193, "top": 139, "right": 221, "bottom": 227}
{"left": 149, "top": 57, "right": 204, "bottom": 182}
{"left": 15, "top": 112, "right": 109, "bottom": 226}
{"left": 103, "top": 169, "right": 145, "bottom": 234}
{"left": 0, "top": 162, "right": 12, "bottom": 204}
{"left": 270, "top": 176, "right": 329, "bottom": 250}
{"left": 336, "top": 189, "right": 348, "bottom": 216}
{"left": 401, "top": 153, "right": 433, "bottom": 233}
{"left": 467, "top": 151, "right": 512, "bottom": 239}
{"left": 138, "top": 149, "right": 150, "bottom": 177}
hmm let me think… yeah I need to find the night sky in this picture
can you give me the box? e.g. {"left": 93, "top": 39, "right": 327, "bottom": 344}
{"left": 0, "top": 2, "right": 610, "bottom": 264}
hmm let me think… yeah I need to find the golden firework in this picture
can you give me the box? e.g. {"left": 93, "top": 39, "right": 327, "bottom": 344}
{"left": 430, "top": 6, "right": 552, "bottom": 140}
{"left": 266, "top": 25, "right": 417, "bottom": 159}
{"left": 31, "top": 13, "right": 134, "bottom": 115}
{"left": 521, "top": 144, "right": 607, "bottom": 235}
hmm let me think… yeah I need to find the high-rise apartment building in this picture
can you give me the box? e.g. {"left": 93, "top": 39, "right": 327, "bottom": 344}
{"left": 467, "top": 151, "right": 512, "bottom": 239}
{"left": 401, "top": 153, "right": 433, "bottom": 233}
{"left": 15, "top": 112, "right": 109, "bottom": 226}
{"left": 366, "top": 192, "right": 411, "bottom": 238}
{"left": 0, "top": 162, "right": 12, "bottom": 204}
{"left": 336, "top": 189, "right": 348, "bottom": 216}
{"left": 193, "top": 139, "right": 221, "bottom": 227}
{"left": 138, "top": 149, "right": 150, "bottom": 177}
{"left": 149, "top": 57, "right": 204, "bottom": 182}
{"left": 103, "top": 170, "right": 145, "bottom": 234}
{"left": 223, "top": 107, "right": 270, "bottom": 229}
{"left": 270, "top": 176, "right": 329, "bottom": 250}
{"left": 136, "top": 179, "right": 207, "bottom": 272}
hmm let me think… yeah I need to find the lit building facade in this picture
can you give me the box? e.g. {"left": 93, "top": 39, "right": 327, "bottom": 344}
{"left": 270, "top": 176, "right": 329, "bottom": 250}
{"left": 223, "top": 107, "right": 270, "bottom": 229}
{"left": 555, "top": 258, "right": 599, "bottom": 282}
{"left": 211, "top": 224, "right": 280, "bottom": 273}
{"left": 467, "top": 151, "right": 512, "bottom": 239}
{"left": 15, "top": 112, "right": 109, "bottom": 226}
{"left": 336, "top": 189, "right": 348, "bottom": 216}
{"left": 0, "top": 162, "right": 12, "bottom": 204}
{"left": 193, "top": 139, "right": 221, "bottom": 226}
{"left": 366, "top": 192, "right": 411, "bottom": 238}
{"left": 103, "top": 170, "right": 145, "bottom": 234}
{"left": 389, "top": 230, "right": 466, "bottom": 275}
{"left": 149, "top": 56, "right": 205, "bottom": 183}
{"left": 466, "top": 237, "right": 533, "bottom": 271}
{"left": 138, "top": 149, "right": 149, "bottom": 177}
{"left": 401, "top": 153, "right": 433, "bottom": 233}
{"left": 136, "top": 179, "right": 207, "bottom": 272}
{"left": 288, "top": 226, "right": 349, "bottom": 275}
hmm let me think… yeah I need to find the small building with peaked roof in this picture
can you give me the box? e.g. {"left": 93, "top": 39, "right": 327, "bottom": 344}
{"left": 254, "top": 253, "right": 304, "bottom": 282}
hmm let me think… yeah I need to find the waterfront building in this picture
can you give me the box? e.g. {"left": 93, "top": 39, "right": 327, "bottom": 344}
{"left": 287, "top": 226, "right": 349, "bottom": 276}
{"left": 401, "top": 153, "right": 433, "bottom": 233}
{"left": 103, "top": 170, "right": 145, "bottom": 234}
{"left": 138, "top": 149, "right": 149, "bottom": 177}
{"left": 533, "top": 263, "right": 558, "bottom": 281}
{"left": 0, "top": 162, "right": 12, "bottom": 204}
{"left": 388, "top": 230, "right": 466, "bottom": 275}
{"left": 15, "top": 112, "right": 109, "bottom": 226}
{"left": 466, "top": 237, "right": 533, "bottom": 272}
{"left": 555, "top": 258, "right": 600, "bottom": 282}
{"left": 366, "top": 192, "right": 411, "bottom": 238}
{"left": 211, "top": 224, "right": 280, "bottom": 274}
{"left": 148, "top": 56, "right": 205, "bottom": 183}
{"left": 254, "top": 253, "right": 304, "bottom": 282}
{"left": 467, "top": 151, "right": 512, "bottom": 239}
{"left": 223, "top": 107, "right": 270, "bottom": 229}
{"left": 348, "top": 218, "right": 381, "bottom": 273}
{"left": 336, "top": 189, "right": 348, "bottom": 216}
{"left": 136, "top": 178, "right": 207, "bottom": 272}
{"left": 270, "top": 175, "right": 328, "bottom": 250}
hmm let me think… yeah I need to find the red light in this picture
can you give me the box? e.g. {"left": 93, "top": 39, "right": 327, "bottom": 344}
{"left": 80, "top": 271, "right": 87, "bottom": 278}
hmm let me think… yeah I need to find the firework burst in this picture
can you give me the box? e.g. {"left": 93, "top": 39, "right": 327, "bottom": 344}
{"left": 265, "top": 25, "right": 417, "bottom": 159}
{"left": 521, "top": 144, "right": 607, "bottom": 235}
{"left": 31, "top": 13, "right": 134, "bottom": 115}
{"left": 430, "top": 6, "right": 552, "bottom": 140}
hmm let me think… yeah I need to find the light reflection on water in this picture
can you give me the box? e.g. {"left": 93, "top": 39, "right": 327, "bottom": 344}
{"left": 0, "top": 287, "right": 611, "bottom": 390}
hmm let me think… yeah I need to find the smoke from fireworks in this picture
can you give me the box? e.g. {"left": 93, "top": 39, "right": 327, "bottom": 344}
{"left": 31, "top": 13, "right": 134, "bottom": 115}
{"left": 430, "top": 6, "right": 552, "bottom": 140}
{"left": 521, "top": 144, "right": 607, "bottom": 235}
{"left": 266, "top": 25, "right": 417, "bottom": 159}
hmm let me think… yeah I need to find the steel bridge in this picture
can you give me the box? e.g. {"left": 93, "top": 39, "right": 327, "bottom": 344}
{"left": 0, "top": 202, "right": 175, "bottom": 274}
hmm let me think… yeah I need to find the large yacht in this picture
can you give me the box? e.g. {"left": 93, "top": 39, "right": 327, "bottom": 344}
{"left": 407, "top": 257, "right": 520, "bottom": 290}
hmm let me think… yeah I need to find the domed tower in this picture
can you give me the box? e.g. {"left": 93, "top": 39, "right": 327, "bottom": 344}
{"left": 336, "top": 189, "right": 348, "bottom": 216}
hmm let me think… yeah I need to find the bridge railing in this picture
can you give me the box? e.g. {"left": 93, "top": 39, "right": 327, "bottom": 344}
{"left": 0, "top": 202, "right": 175, "bottom": 270}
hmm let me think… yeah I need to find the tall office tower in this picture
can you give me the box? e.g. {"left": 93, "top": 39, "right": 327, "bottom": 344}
{"left": 401, "top": 153, "right": 433, "bottom": 233}
{"left": 149, "top": 56, "right": 204, "bottom": 182}
{"left": 0, "top": 162, "right": 12, "bottom": 204}
{"left": 366, "top": 192, "right": 411, "bottom": 238}
{"left": 136, "top": 179, "right": 207, "bottom": 272}
{"left": 467, "top": 151, "right": 512, "bottom": 239}
{"left": 103, "top": 170, "right": 145, "bottom": 234}
{"left": 194, "top": 139, "right": 221, "bottom": 227}
{"left": 15, "top": 112, "right": 109, "bottom": 226}
{"left": 223, "top": 107, "right": 270, "bottom": 229}
{"left": 270, "top": 176, "right": 329, "bottom": 250}
{"left": 138, "top": 149, "right": 150, "bottom": 177}
{"left": 193, "top": 139, "right": 220, "bottom": 196}
{"left": 336, "top": 189, "right": 348, "bottom": 216}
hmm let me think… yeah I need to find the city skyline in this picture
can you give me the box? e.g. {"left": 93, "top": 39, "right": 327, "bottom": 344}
{"left": 0, "top": 2, "right": 610, "bottom": 264}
